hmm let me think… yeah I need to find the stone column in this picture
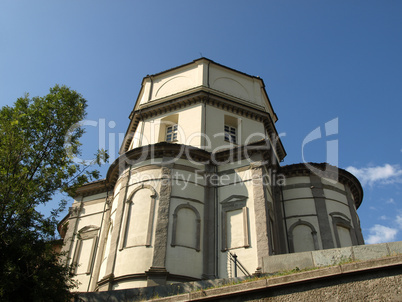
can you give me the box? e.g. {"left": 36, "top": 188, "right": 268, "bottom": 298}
{"left": 146, "top": 165, "right": 172, "bottom": 286}
{"left": 251, "top": 162, "right": 270, "bottom": 268}
{"left": 61, "top": 201, "right": 83, "bottom": 265}
{"left": 345, "top": 186, "right": 365, "bottom": 245}
{"left": 310, "top": 175, "right": 334, "bottom": 249}
{"left": 202, "top": 164, "right": 217, "bottom": 279}
{"left": 102, "top": 167, "right": 131, "bottom": 290}
{"left": 272, "top": 181, "right": 288, "bottom": 254}
{"left": 89, "top": 195, "right": 112, "bottom": 291}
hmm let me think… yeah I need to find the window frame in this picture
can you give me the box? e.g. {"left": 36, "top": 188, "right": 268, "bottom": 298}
{"left": 224, "top": 124, "right": 237, "bottom": 144}
{"left": 166, "top": 124, "right": 178, "bottom": 142}
{"left": 171, "top": 203, "right": 201, "bottom": 252}
{"left": 220, "top": 195, "right": 250, "bottom": 251}
{"left": 119, "top": 185, "right": 157, "bottom": 250}
{"left": 72, "top": 226, "right": 99, "bottom": 275}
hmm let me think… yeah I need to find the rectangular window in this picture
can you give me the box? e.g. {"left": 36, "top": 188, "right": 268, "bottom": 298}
{"left": 224, "top": 125, "right": 237, "bottom": 144}
{"left": 166, "top": 124, "right": 178, "bottom": 142}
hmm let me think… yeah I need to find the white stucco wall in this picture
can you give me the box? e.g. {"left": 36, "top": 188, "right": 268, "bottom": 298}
{"left": 166, "top": 198, "right": 204, "bottom": 279}
{"left": 130, "top": 104, "right": 203, "bottom": 149}
{"left": 113, "top": 280, "right": 148, "bottom": 291}
{"left": 282, "top": 175, "right": 361, "bottom": 252}
{"left": 204, "top": 105, "right": 266, "bottom": 152}
{"left": 217, "top": 162, "right": 258, "bottom": 279}
{"left": 136, "top": 59, "right": 275, "bottom": 119}
{"left": 63, "top": 58, "right": 365, "bottom": 293}
{"left": 208, "top": 63, "right": 267, "bottom": 111}
{"left": 112, "top": 167, "right": 163, "bottom": 278}
{"left": 130, "top": 103, "right": 266, "bottom": 153}
{"left": 139, "top": 63, "right": 202, "bottom": 105}
{"left": 68, "top": 195, "right": 106, "bottom": 292}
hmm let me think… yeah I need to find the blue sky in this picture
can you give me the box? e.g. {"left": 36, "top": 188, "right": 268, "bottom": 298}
{"left": 1, "top": 1, "right": 402, "bottom": 244}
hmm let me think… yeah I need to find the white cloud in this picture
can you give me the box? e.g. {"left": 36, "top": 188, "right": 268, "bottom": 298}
{"left": 366, "top": 224, "right": 398, "bottom": 244}
{"left": 386, "top": 198, "right": 395, "bottom": 204}
{"left": 396, "top": 215, "right": 402, "bottom": 229}
{"left": 379, "top": 215, "right": 388, "bottom": 220}
{"left": 346, "top": 164, "right": 402, "bottom": 186}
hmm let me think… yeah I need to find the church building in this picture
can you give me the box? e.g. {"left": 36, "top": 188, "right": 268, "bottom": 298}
{"left": 59, "top": 58, "right": 364, "bottom": 292}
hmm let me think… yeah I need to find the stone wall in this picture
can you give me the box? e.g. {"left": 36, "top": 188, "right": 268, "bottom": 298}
{"left": 262, "top": 241, "right": 402, "bottom": 274}
{"left": 247, "top": 268, "right": 402, "bottom": 301}
{"left": 76, "top": 242, "right": 402, "bottom": 302}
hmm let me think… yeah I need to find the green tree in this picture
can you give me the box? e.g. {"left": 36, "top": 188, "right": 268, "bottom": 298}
{"left": 0, "top": 85, "right": 107, "bottom": 301}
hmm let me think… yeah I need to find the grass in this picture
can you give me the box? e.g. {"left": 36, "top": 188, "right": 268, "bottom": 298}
{"left": 189, "top": 255, "right": 360, "bottom": 293}
{"left": 147, "top": 253, "right": 402, "bottom": 300}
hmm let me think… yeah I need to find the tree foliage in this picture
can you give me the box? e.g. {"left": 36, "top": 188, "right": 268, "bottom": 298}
{"left": 0, "top": 85, "right": 107, "bottom": 301}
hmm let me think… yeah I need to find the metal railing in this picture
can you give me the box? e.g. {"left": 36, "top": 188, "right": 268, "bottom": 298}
{"left": 228, "top": 251, "right": 251, "bottom": 278}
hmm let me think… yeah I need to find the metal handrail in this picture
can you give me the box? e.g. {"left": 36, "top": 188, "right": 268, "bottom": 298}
{"left": 228, "top": 251, "right": 251, "bottom": 277}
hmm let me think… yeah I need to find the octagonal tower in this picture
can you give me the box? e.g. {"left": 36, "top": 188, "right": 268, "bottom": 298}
{"left": 60, "top": 58, "right": 363, "bottom": 292}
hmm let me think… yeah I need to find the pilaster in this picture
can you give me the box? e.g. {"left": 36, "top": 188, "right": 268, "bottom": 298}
{"left": 90, "top": 195, "right": 113, "bottom": 291}
{"left": 272, "top": 181, "right": 288, "bottom": 254}
{"left": 61, "top": 201, "right": 83, "bottom": 265}
{"left": 345, "top": 186, "right": 365, "bottom": 245}
{"left": 251, "top": 162, "right": 270, "bottom": 267}
{"left": 310, "top": 175, "right": 334, "bottom": 249}
{"left": 148, "top": 164, "right": 172, "bottom": 286}
{"left": 202, "top": 164, "right": 217, "bottom": 279}
{"left": 102, "top": 167, "right": 131, "bottom": 287}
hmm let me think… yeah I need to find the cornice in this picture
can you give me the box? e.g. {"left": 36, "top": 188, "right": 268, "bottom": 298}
{"left": 76, "top": 141, "right": 279, "bottom": 198}
{"left": 280, "top": 163, "right": 364, "bottom": 209}
{"left": 120, "top": 89, "right": 286, "bottom": 160}
{"left": 145, "top": 57, "right": 262, "bottom": 86}
{"left": 108, "top": 143, "right": 212, "bottom": 189}
{"left": 74, "top": 178, "right": 108, "bottom": 197}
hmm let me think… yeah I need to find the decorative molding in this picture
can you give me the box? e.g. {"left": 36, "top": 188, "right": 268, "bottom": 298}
{"left": 103, "top": 139, "right": 279, "bottom": 195}
{"left": 282, "top": 197, "right": 316, "bottom": 202}
{"left": 202, "top": 164, "right": 217, "bottom": 280}
{"left": 345, "top": 186, "right": 365, "bottom": 245}
{"left": 221, "top": 195, "right": 250, "bottom": 251}
{"left": 220, "top": 195, "right": 247, "bottom": 210}
{"left": 251, "top": 164, "right": 271, "bottom": 264}
{"left": 310, "top": 175, "right": 335, "bottom": 250}
{"left": 288, "top": 219, "right": 319, "bottom": 253}
{"left": 281, "top": 163, "right": 363, "bottom": 209}
{"left": 69, "top": 203, "right": 83, "bottom": 218}
{"left": 151, "top": 165, "right": 172, "bottom": 269}
{"left": 106, "top": 195, "right": 113, "bottom": 206}
{"left": 285, "top": 214, "right": 318, "bottom": 219}
{"left": 283, "top": 182, "right": 347, "bottom": 198}
{"left": 96, "top": 273, "right": 115, "bottom": 291}
{"left": 171, "top": 203, "right": 201, "bottom": 252}
{"left": 104, "top": 170, "right": 132, "bottom": 278}
{"left": 170, "top": 195, "right": 204, "bottom": 204}
{"left": 75, "top": 178, "right": 108, "bottom": 197}
{"left": 329, "top": 212, "right": 351, "bottom": 222}
{"left": 72, "top": 226, "right": 99, "bottom": 275}
{"left": 121, "top": 89, "right": 285, "bottom": 159}
{"left": 119, "top": 184, "right": 157, "bottom": 250}
{"left": 330, "top": 213, "right": 358, "bottom": 248}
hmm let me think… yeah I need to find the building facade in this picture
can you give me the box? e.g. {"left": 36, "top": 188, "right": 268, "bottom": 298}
{"left": 59, "top": 58, "right": 364, "bottom": 292}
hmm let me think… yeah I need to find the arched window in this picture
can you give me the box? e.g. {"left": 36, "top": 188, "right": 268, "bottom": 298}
{"left": 330, "top": 212, "right": 357, "bottom": 248}
{"left": 98, "top": 222, "right": 112, "bottom": 281}
{"left": 171, "top": 203, "right": 201, "bottom": 251}
{"left": 288, "top": 220, "right": 319, "bottom": 253}
{"left": 72, "top": 225, "right": 99, "bottom": 275}
{"left": 220, "top": 195, "right": 250, "bottom": 251}
{"left": 120, "top": 185, "right": 157, "bottom": 250}
{"left": 337, "top": 225, "right": 353, "bottom": 247}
